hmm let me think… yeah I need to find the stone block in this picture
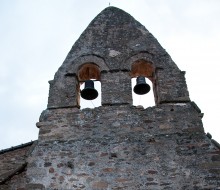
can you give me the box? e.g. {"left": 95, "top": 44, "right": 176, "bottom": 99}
{"left": 101, "top": 71, "right": 132, "bottom": 105}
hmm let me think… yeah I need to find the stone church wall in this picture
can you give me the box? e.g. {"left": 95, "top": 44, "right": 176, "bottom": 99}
{"left": 1, "top": 6, "right": 220, "bottom": 190}
{"left": 0, "top": 142, "right": 35, "bottom": 190}
{"left": 26, "top": 104, "right": 220, "bottom": 189}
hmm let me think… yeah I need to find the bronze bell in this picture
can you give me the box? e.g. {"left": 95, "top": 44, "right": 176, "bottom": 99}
{"left": 133, "top": 76, "right": 150, "bottom": 95}
{"left": 81, "top": 80, "right": 98, "bottom": 100}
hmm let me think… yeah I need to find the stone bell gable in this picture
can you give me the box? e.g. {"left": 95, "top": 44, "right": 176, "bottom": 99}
{"left": 1, "top": 6, "right": 220, "bottom": 190}
{"left": 47, "top": 6, "right": 189, "bottom": 109}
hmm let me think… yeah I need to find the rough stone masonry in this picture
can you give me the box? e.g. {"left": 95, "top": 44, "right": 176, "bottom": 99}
{"left": 1, "top": 6, "right": 220, "bottom": 190}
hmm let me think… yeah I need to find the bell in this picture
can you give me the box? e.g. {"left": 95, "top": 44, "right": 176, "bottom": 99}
{"left": 81, "top": 80, "right": 98, "bottom": 100}
{"left": 133, "top": 76, "right": 150, "bottom": 95}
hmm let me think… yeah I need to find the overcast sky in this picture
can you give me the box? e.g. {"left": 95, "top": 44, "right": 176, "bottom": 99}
{"left": 0, "top": 0, "right": 220, "bottom": 150}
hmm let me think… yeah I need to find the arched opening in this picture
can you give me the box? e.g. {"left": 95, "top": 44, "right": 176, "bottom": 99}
{"left": 78, "top": 63, "right": 101, "bottom": 109}
{"left": 130, "top": 59, "right": 155, "bottom": 108}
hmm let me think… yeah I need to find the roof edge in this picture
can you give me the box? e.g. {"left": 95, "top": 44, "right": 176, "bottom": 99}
{"left": 0, "top": 140, "right": 36, "bottom": 154}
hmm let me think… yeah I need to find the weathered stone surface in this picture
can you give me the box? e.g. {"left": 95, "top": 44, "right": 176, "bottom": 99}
{"left": 0, "top": 142, "right": 35, "bottom": 190}
{"left": 24, "top": 104, "right": 219, "bottom": 189}
{"left": 156, "top": 70, "right": 190, "bottom": 103}
{"left": 1, "top": 6, "right": 220, "bottom": 190}
{"left": 101, "top": 71, "right": 132, "bottom": 105}
{"left": 48, "top": 75, "right": 79, "bottom": 109}
{"left": 47, "top": 6, "right": 190, "bottom": 108}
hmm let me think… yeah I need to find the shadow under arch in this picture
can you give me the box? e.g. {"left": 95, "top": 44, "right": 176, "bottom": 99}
{"left": 78, "top": 62, "right": 100, "bottom": 81}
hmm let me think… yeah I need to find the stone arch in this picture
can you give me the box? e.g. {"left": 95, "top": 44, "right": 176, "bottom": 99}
{"left": 67, "top": 55, "right": 109, "bottom": 75}
{"left": 121, "top": 52, "right": 155, "bottom": 71}
{"left": 124, "top": 53, "right": 157, "bottom": 106}
{"left": 60, "top": 55, "right": 109, "bottom": 109}
{"left": 131, "top": 59, "right": 157, "bottom": 106}
{"left": 124, "top": 52, "right": 190, "bottom": 105}
{"left": 76, "top": 61, "right": 103, "bottom": 109}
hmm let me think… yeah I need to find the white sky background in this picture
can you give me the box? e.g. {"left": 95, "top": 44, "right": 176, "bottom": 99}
{"left": 0, "top": 0, "right": 220, "bottom": 149}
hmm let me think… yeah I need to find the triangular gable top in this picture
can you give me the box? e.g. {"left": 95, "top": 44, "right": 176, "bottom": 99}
{"left": 48, "top": 7, "right": 189, "bottom": 109}
{"left": 56, "top": 6, "right": 179, "bottom": 77}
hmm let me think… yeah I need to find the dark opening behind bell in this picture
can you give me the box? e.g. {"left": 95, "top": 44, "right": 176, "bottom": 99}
{"left": 81, "top": 80, "right": 98, "bottom": 100}
{"left": 133, "top": 76, "right": 150, "bottom": 95}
